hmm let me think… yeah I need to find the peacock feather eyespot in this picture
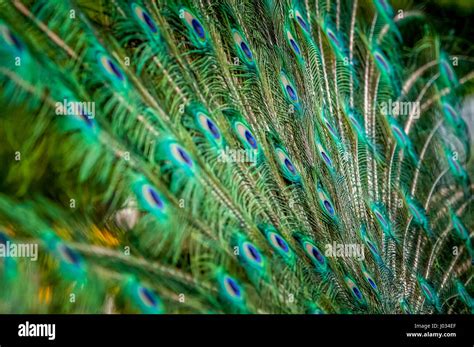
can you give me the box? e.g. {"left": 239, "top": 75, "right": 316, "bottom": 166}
{"left": 302, "top": 241, "right": 327, "bottom": 269}
{"left": 233, "top": 121, "right": 258, "bottom": 151}
{"left": 275, "top": 146, "right": 300, "bottom": 182}
{"left": 316, "top": 142, "right": 334, "bottom": 171}
{"left": 217, "top": 271, "right": 245, "bottom": 308}
{"left": 180, "top": 8, "right": 207, "bottom": 47}
{"left": 442, "top": 101, "right": 459, "bottom": 123}
{"left": 131, "top": 3, "right": 159, "bottom": 34}
{"left": 317, "top": 183, "right": 336, "bottom": 218}
{"left": 286, "top": 29, "right": 302, "bottom": 58}
{"left": 97, "top": 52, "right": 127, "bottom": 89}
{"left": 127, "top": 279, "right": 164, "bottom": 314}
{"left": 280, "top": 71, "right": 299, "bottom": 105}
{"left": 57, "top": 244, "right": 82, "bottom": 267}
{"left": 390, "top": 122, "right": 406, "bottom": 145}
{"left": 195, "top": 110, "right": 224, "bottom": 147}
{"left": 232, "top": 29, "right": 254, "bottom": 67}
{"left": 373, "top": 49, "right": 390, "bottom": 74}
{"left": 166, "top": 141, "right": 195, "bottom": 173}
{"left": 362, "top": 269, "right": 378, "bottom": 292}
{"left": 138, "top": 286, "right": 159, "bottom": 307}
{"left": 241, "top": 241, "right": 264, "bottom": 268}
{"left": 439, "top": 52, "right": 458, "bottom": 86}
{"left": 134, "top": 180, "right": 168, "bottom": 219}
{"left": 345, "top": 276, "right": 366, "bottom": 305}
{"left": 293, "top": 9, "right": 309, "bottom": 33}
{"left": 0, "top": 23, "right": 23, "bottom": 53}
{"left": 265, "top": 229, "right": 293, "bottom": 261}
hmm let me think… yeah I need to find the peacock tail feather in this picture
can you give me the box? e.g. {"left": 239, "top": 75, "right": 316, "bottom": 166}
{"left": 0, "top": 0, "right": 472, "bottom": 314}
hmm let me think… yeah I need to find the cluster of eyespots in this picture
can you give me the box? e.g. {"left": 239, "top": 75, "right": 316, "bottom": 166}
{"left": 345, "top": 276, "right": 366, "bottom": 305}
{"left": 194, "top": 110, "right": 223, "bottom": 147}
{"left": 280, "top": 71, "right": 299, "bottom": 105}
{"left": 233, "top": 121, "right": 258, "bottom": 151}
{"left": 232, "top": 29, "right": 254, "bottom": 67}
{"left": 316, "top": 183, "right": 336, "bottom": 219}
{"left": 97, "top": 52, "right": 127, "bottom": 89}
{"left": 180, "top": 8, "right": 207, "bottom": 47}
{"left": 286, "top": 28, "right": 302, "bottom": 59}
{"left": 0, "top": 23, "right": 24, "bottom": 55}
{"left": 131, "top": 3, "right": 159, "bottom": 34}
{"left": 134, "top": 181, "right": 167, "bottom": 219}
{"left": 274, "top": 146, "right": 300, "bottom": 182}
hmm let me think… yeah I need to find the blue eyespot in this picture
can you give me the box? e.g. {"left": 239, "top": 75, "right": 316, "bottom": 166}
{"left": 363, "top": 270, "right": 378, "bottom": 291}
{"left": 268, "top": 231, "right": 289, "bottom": 253}
{"left": 196, "top": 111, "right": 223, "bottom": 146}
{"left": 317, "top": 183, "right": 337, "bottom": 219}
{"left": 138, "top": 286, "right": 158, "bottom": 307}
{"left": 132, "top": 3, "right": 158, "bottom": 34}
{"left": 442, "top": 102, "right": 459, "bottom": 122}
{"left": 57, "top": 244, "right": 82, "bottom": 267}
{"left": 374, "top": 210, "right": 387, "bottom": 228}
{"left": 134, "top": 181, "right": 167, "bottom": 219}
{"left": 316, "top": 142, "right": 334, "bottom": 171}
{"left": 180, "top": 8, "right": 207, "bottom": 45}
{"left": 242, "top": 241, "right": 263, "bottom": 265}
{"left": 303, "top": 241, "right": 326, "bottom": 266}
{"left": 0, "top": 24, "right": 23, "bottom": 53}
{"left": 345, "top": 276, "right": 365, "bottom": 304}
{"left": 233, "top": 30, "right": 254, "bottom": 66}
{"left": 97, "top": 52, "right": 127, "bottom": 89}
{"left": 280, "top": 71, "right": 298, "bottom": 104}
{"left": 168, "top": 142, "right": 194, "bottom": 170}
{"left": 293, "top": 9, "right": 309, "bottom": 33}
{"left": 234, "top": 121, "right": 258, "bottom": 150}
{"left": 326, "top": 28, "right": 341, "bottom": 50}
{"left": 286, "top": 30, "right": 301, "bottom": 57}
{"left": 217, "top": 272, "right": 245, "bottom": 306}
{"left": 374, "top": 50, "right": 391, "bottom": 74}
{"left": 275, "top": 147, "right": 300, "bottom": 182}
